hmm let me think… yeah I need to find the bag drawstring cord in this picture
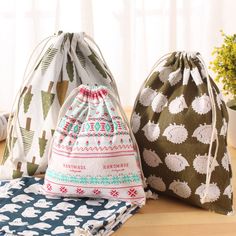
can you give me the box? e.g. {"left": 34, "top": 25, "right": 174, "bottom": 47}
{"left": 131, "top": 52, "right": 172, "bottom": 120}
{"left": 196, "top": 54, "right": 219, "bottom": 204}
{"left": 83, "top": 32, "right": 120, "bottom": 101}
{"left": 108, "top": 90, "right": 147, "bottom": 188}
{"left": 47, "top": 86, "right": 82, "bottom": 162}
{"left": 130, "top": 52, "right": 173, "bottom": 194}
{"left": 7, "top": 35, "right": 55, "bottom": 161}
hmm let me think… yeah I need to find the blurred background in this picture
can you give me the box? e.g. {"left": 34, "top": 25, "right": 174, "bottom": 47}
{"left": 0, "top": 0, "right": 235, "bottom": 110}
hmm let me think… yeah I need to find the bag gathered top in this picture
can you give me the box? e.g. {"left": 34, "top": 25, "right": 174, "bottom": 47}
{"left": 43, "top": 85, "right": 146, "bottom": 207}
{"left": 131, "top": 51, "right": 233, "bottom": 215}
{"left": 0, "top": 32, "right": 119, "bottom": 180}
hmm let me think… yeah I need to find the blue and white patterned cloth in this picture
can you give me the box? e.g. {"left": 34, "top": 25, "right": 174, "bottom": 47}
{"left": 0, "top": 177, "right": 139, "bottom": 236}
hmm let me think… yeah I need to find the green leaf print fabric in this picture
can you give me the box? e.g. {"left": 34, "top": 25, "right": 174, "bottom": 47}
{"left": 131, "top": 52, "right": 233, "bottom": 215}
{"left": 0, "top": 32, "right": 119, "bottom": 180}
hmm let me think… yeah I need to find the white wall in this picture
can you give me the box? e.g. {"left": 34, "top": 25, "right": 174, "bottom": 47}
{"left": 0, "top": 0, "right": 235, "bottom": 110}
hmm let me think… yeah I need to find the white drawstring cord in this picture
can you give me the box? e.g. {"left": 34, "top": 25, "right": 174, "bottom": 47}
{"left": 70, "top": 36, "right": 91, "bottom": 85}
{"left": 131, "top": 52, "right": 172, "bottom": 118}
{"left": 130, "top": 52, "right": 173, "bottom": 191}
{"left": 6, "top": 35, "right": 55, "bottom": 160}
{"left": 108, "top": 90, "right": 147, "bottom": 188}
{"left": 82, "top": 32, "right": 120, "bottom": 101}
{"left": 47, "top": 86, "right": 81, "bottom": 161}
{"left": 196, "top": 54, "right": 219, "bottom": 204}
{"left": 49, "top": 84, "right": 147, "bottom": 189}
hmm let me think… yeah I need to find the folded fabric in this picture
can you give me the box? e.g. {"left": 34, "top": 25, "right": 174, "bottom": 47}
{"left": 0, "top": 177, "right": 139, "bottom": 236}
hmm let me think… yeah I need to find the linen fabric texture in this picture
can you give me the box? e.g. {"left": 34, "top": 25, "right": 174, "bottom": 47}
{"left": 0, "top": 32, "right": 118, "bottom": 179}
{"left": 43, "top": 85, "right": 146, "bottom": 207}
{"left": 131, "top": 51, "right": 233, "bottom": 215}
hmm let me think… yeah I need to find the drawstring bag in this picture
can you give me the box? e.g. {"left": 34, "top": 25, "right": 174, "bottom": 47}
{"left": 131, "top": 51, "right": 233, "bottom": 215}
{"left": 43, "top": 85, "right": 146, "bottom": 207}
{"left": 0, "top": 32, "right": 119, "bottom": 179}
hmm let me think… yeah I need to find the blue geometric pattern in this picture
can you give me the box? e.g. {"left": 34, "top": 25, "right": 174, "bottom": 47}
{"left": 0, "top": 177, "right": 139, "bottom": 236}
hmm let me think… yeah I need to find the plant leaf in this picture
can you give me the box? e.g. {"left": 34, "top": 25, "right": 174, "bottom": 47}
{"left": 66, "top": 54, "right": 74, "bottom": 82}
{"left": 88, "top": 46, "right": 107, "bottom": 78}
{"left": 41, "top": 47, "right": 58, "bottom": 74}
{"left": 76, "top": 42, "right": 86, "bottom": 69}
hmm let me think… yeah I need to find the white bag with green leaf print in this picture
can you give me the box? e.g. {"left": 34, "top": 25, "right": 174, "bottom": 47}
{"left": 0, "top": 31, "right": 119, "bottom": 179}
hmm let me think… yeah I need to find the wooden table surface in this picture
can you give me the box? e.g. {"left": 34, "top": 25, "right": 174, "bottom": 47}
{"left": 0, "top": 140, "right": 236, "bottom": 236}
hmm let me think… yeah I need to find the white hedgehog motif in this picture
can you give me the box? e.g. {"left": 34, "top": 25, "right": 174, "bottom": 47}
{"left": 221, "top": 152, "right": 231, "bottom": 172}
{"left": 131, "top": 112, "right": 141, "bottom": 133}
{"left": 142, "top": 121, "right": 160, "bottom": 142}
{"left": 183, "top": 68, "right": 190, "bottom": 85}
{"left": 165, "top": 153, "right": 189, "bottom": 172}
{"left": 159, "top": 66, "right": 173, "bottom": 83}
{"left": 216, "top": 93, "right": 223, "bottom": 110}
{"left": 168, "top": 95, "right": 188, "bottom": 114}
{"left": 139, "top": 87, "right": 157, "bottom": 106}
{"left": 191, "top": 67, "right": 203, "bottom": 85}
{"left": 168, "top": 68, "right": 182, "bottom": 86}
{"left": 151, "top": 93, "right": 168, "bottom": 113}
{"left": 147, "top": 175, "right": 166, "bottom": 192}
{"left": 191, "top": 94, "right": 211, "bottom": 115}
{"left": 195, "top": 183, "right": 221, "bottom": 203}
{"left": 223, "top": 185, "right": 233, "bottom": 199}
{"left": 169, "top": 180, "right": 191, "bottom": 198}
{"left": 163, "top": 123, "right": 188, "bottom": 144}
{"left": 193, "top": 154, "right": 219, "bottom": 174}
{"left": 143, "top": 149, "right": 162, "bottom": 167}
{"left": 192, "top": 124, "right": 216, "bottom": 144}
{"left": 220, "top": 118, "right": 227, "bottom": 137}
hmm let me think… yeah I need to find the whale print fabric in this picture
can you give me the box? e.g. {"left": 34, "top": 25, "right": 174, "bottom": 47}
{"left": 131, "top": 51, "right": 233, "bottom": 215}
{"left": 0, "top": 177, "right": 139, "bottom": 236}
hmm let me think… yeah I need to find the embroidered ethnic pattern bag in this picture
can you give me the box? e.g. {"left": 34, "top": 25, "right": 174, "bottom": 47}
{"left": 43, "top": 85, "right": 146, "bottom": 206}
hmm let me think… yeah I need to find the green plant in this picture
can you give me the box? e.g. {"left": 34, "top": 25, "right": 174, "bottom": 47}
{"left": 210, "top": 31, "right": 236, "bottom": 100}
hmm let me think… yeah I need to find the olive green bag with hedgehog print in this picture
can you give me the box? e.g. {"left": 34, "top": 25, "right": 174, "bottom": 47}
{"left": 0, "top": 32, "right": 119, "bottom": 179}
{"left": 131, "top": 51, "right": 234, "bottom": 215}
